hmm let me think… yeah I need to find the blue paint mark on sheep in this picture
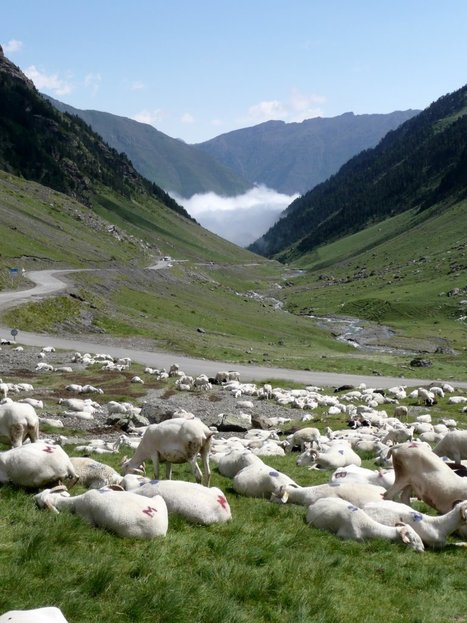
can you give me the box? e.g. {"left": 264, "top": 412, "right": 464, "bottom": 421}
{"left": 269, "top": 471, "right": 280, "bottom": 477}
{"left": 410, "top": 512, "right": 424, "bottom": 522}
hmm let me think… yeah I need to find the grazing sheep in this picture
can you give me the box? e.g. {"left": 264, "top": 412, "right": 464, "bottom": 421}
{"left": 433, "top": 431, "right": 467, "bottom": 463}
{"left": 131, "top": 479, "right": 232, "bottom": 525}
{"left": 0, "top": 442, "right": 77, "bottom": 489}
{"left": 306, "top": 497, "right": 424, "bottom": 552}
{"left": 363, "top": 499, "right": 467, "bottom": 548}
{"left": 0, "top": 607, "right": 69, "bottom": 622}
{"left": 0, "top": 401, "right": 39, "bottom": 447}
{"left": 69, "top": 457, "right": 122, "bottom": 489}
{"left": 286, "top": 427, "right": 321, "bottom": 452}
{"left": 233, "top": 462, "right": 298, "bottom": 498}
{"left": 271, "top": 482, "right": 386, "bottom": 507}
{"left": 383, "top": 442, "right": 467, "bottom": 515}
{"left": 34, "top": 486, "right": 168, "bottom": 539}
{"left": 121, "top": 417, "right": 214, "bottom": 486}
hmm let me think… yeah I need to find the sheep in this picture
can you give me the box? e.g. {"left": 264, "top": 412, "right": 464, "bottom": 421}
{"left": 433, "top": 431, "right": 467, "bottom": 463}
{"left": 306, "top": 497, "right": 424, "bottom": 552}
{"left": 131, "top": 479, "right": 232, "bottom": 525}
{"left": 216, "top": 449, "right": 263, "bottom": 478}
{"left": 330, "top": 465, "right": 395, "bottom": 490}
{"left": 0, "top": 607, "right": 69, "bottom": 623}
{"left": 271, "top": 481, "right": 386, "bottom": 507}
{"left": 383, "top": 442, "right": 467, "bottom": 515}
{"left": 121, "top": 417, "right": 215, "bottom": 486}
{"left": 69, "top": 457, "right": 123, "bottom": 489}
{"left": 0, "top": 442, "right": 77, "bottom": 488}
{"left": 297, "top": 443, "right": 362, "bottom": 470}
{"left": 363, "top": 499, "right": 467, "bottom": 548}
{"left": 34, "top": 486, "right": 168, "bottom": 539}
{"left": 381, "top": 425, "right": 414, "bottom": 446}
{"left": 285, "top": 427, "right": 321, "bottom": 452}
{"left": 233, "top": 462, "right": 298, "bottom": 498}
{"left": 18, "top": 398, "right": 43, "bottom": 409}
{"left": 0, "top": 401, "right": 39, "bottom": 447}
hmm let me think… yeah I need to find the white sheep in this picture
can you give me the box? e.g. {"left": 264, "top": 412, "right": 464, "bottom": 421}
{"left": 131, "top": 479, "right": 232, "bottom": 525}
{"left": 306, "top": 497, "right": 424, "bottom": 552}
{"left": 0, "top": 607, "right": 69, "bottom": 623}
{"left": 233, "top": 462, "right": 298, "bottom": 498}
{"left": 34, "top": 486, "right": 168, "bottom": 539}
{"left": 271, "top": 481, "right": 386, "bottom": 507}
{"left": 330, "top": 464, "right": 395, "bottom": 490}
{"left": 363, "top": 499, "right": 467, "bottom": 548}
{"left": 0, "top": 442, "right": 77, "bottom": 488}
{"left": 121, "top": 417, "right": 214, "bottom": 486}
{"left": 296, "top": 443, "right": 362, "bottom": 470}
{"left": 0, "top": 401, "right": 39, "bottom": 447}
{"left": 433, "top": 431, "right": 467, "bottom": 463}
{"left": 286, "top": 427, "right": 321, "bottom": 452}
{"left": 69, "top": 457, "right": 123, "bottom": 489}
{"left": 216, "top": 449, "right": 263, "bottom": 478}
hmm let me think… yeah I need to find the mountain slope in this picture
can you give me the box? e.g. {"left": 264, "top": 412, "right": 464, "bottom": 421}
{"left": 46, "top": 97, "right": 251, "bottom": 198}
{"left": 249, "top": 84, "right": 467, "bottom": 260}
{"left": 195, "top": 110, "right": 419, "bottom": 195}
{"left": 0, "top": 46, "right": 256, "bottom": 269}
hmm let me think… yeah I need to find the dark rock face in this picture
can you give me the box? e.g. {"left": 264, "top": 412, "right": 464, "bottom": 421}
{"left": 410, "top": 358, "right": 432, "bottom": 368}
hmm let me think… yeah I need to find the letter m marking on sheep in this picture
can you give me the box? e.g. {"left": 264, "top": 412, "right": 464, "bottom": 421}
{"left": 142, "top": 506, "right": 158, "bottom": 518}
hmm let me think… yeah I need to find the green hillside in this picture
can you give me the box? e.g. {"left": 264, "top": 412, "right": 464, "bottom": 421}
{"left": 250, "top": 84, "right": 467, "bottom": 259}
{"left": 47, "top": 97, "right": 251, "bottom": 198}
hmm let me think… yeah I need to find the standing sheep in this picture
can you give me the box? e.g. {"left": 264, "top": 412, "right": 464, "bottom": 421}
{"left": 0, "top": 401, "right": 39, "bottom": 447}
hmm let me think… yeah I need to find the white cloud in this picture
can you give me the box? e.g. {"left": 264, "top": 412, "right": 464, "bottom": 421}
{"left": 132, "top": 109, "right": 165, "bottom": 126}
{"left": 172, "top": 185, "right": 298, "bottom": 246}
{"left": 181, "top": 112, "right": 194, "bottom": 124}
{"left": 130, "top": 80, "right": 145, "bottom": 91}
{"left": 24, "top": 65, "right": 73, "bottom": 96}
{"left": 2, "top": 39, "right": 23, "bottom": 53}
{"left": 84, "top": 72, "right": 101, "bottom": 95}
{"left": 244, "top": 89, "right": 326, "bottom": 124}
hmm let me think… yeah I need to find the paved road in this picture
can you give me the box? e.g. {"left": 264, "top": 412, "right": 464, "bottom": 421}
{"left": 1, "top": 268, "right": 466, "bottom": 389}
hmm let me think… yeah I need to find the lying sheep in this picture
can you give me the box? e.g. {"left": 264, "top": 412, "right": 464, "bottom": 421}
{"left": 131, "top": 479, "right": 232, "bottom": 525}
{"left": 0, "top": 442, "right": 77, "bottom": 489}
{"left": 69, "top": 457, "right": 122, "bottom": 489}
{"left": 306, "top": 497, "right": 424, "bottom": 552}
{"left": 34, "top": 486, "right": 168, "bottom": 539}
{"left": 216, "top": 449, "right": 263, "bottom": 478}
{"left": 330, "top": 465, "right": 395, "bottom": 490}
{"left": 233, "top": 462, "right": 298, "bottom": 498}
{"left": 0, "top": 607, "right": 69, "bottom": 622}
{"left": 297, "top": 443, "right": 362, "bottom": 470}
{"left": 0, "top": 401, "right": 39, "bottom": 447}
{"left": 271, "top": 482, "right": 386, "bottom": 507}
{"left": 363, "top": 499, "right": 467, "bottom": 548}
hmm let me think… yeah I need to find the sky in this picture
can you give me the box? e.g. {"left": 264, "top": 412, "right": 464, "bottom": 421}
{"left": 3, "top": 1, "right": 467, "bottom": 246}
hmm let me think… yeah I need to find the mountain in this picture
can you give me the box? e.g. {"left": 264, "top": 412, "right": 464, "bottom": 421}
{"left": 249, "top": 84, "right": 467, "bottom": 260}
{"left": 46, "top": 96, "right": 251, "bottom": 198}
{"left": 194, "top": 110, "right": 420, "bottom": 195}
{"left": 0, "top": 45, "right": 255, "bottom": 267}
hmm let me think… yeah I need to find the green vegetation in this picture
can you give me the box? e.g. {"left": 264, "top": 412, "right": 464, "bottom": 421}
{"left": 0, "top": 362, "right": 466, "bottom": 623}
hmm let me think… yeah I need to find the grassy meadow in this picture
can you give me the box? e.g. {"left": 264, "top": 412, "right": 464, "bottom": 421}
{"left": 0, "top": 363, "right": 466, "bottom": 623}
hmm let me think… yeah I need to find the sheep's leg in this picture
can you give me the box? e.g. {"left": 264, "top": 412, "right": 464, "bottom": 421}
{"left": 400, "top": 485, "right": 413, "bottom": 505}
{"left": 9, "top": 423, "right": 24, "bottom": 448}
{"left": 191, "top": 459, "right": 203, "bottom": 484}
{"left": 165, "top": 462, "right": 173, "bottom": 480}
{"left": 384, "top": 477, "right": 409, "bottom": 501}
{"left": 200, "top": 445, "right": 211, "bottom": 487}
{"left": 152, "top": 453, "right": 160, "bottom": 480}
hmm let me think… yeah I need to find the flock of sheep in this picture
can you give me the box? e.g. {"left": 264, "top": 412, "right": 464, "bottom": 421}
{"left": 0, "top": 343, "right": 466, "bottom": 622}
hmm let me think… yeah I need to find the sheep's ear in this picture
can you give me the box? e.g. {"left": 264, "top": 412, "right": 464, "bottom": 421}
{"left": 45, "top": 499, "right": 60, "bottom": 514}
{"left": 49, "top": 484, "right": 68, "bottom": 493}
{"left": 108, "top": 484, "right": 124, "bottom": 491}
{"left": 396, "top": 524, "right": 412, "bottom": 544}
{"left": 279, "top": 490, "right": 289, "bottom": 503}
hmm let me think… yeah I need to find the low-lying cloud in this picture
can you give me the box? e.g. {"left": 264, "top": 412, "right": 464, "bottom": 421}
{"left": 172, "top": 185, "right": 299, "bottom": 247}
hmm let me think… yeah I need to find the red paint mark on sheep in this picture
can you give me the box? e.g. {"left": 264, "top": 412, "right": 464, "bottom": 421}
{"left": 142, "top": 506, "right": 158, "bottom": 518}
{"left": 217, "top": 495, "right": 228, "bottom": 510}
{"left": 42, "top": 446, "right": 55, "bottom": 453}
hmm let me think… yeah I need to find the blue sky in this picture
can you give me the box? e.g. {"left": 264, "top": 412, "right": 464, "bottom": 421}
{"left": 3, "top": 0, "right": 467, "bottom": 144}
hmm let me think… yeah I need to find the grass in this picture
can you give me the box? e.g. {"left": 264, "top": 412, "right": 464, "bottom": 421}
{"left": 0, "top": 365, "right": 466, "bottom": 622}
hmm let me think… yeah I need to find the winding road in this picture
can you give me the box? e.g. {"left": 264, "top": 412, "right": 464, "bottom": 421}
{"left": 1, "top": 268, "right": 466, "bottom": 389}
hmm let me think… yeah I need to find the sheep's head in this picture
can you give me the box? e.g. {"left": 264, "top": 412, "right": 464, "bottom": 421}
{"left": 120, "top": 456, "right": 146, "bottom": 475}
{"left": 34, "top": 485, "right": 70, "bottom": 514}
{"left": 395, "top": 523, "right": 425, "bottom": 553}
